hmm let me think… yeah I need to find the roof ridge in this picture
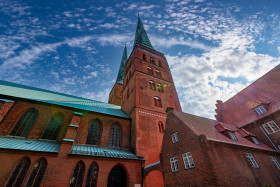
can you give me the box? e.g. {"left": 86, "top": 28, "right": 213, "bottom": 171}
{"left": 0, "top": 80, "right": 119, "bottom": 107}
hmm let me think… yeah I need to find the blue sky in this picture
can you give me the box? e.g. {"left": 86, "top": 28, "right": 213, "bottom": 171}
{"left": 1, "top": 0, "right": 280, "bottom": 119}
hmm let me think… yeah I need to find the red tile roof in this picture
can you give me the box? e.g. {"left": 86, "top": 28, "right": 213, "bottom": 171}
{"left": 215, "top": 64, "right": 280, "bottom": 127}
{"left": 173, "top": 110, "right": 276, "bottom": 152}
{"left": 237, "top": 128, "right": 256, "bottom": 137}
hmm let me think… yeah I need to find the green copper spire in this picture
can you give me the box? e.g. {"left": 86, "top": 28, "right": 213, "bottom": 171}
{"left": 116, "top": 44, "right": 127, "bottom": 84}
{"left": 133, "top": 16, "right": 154, "bottom": 49}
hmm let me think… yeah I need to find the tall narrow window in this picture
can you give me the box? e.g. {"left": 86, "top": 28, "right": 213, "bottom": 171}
{"left": 109, "top": 124, "right": 121, "bottom": 147}
{"left": 150, "top": 57, "right": 155, "bottom": 64}
{"left": 147, "top": 67, "right": 154, "bottom": 75}
{"left": 155, "top": 70, "right": 162, "bottom": 78}
{"left": 158, "top": 121, "right": 164, "bottom": 133}
{"left": 157, "top": 83, "right": 164, "bottom": 93}
{"left": 11, "top": 109, "right": 37, "bottom": 137}
{"left": 263, "top": 121, "right": 280, "bottom": 134}
{"left": 42, "top": 113, "right": 64, "bottom": 140}
{"left": 149, "top": 81, "right": 156, "bottom": 90}
{"left": 270, "top": 156, "right": 280, "bottom": 170}
{"left": 86, "top": 119, "right": 102, "bottom": 145}
{"left": 70, "top": 161, "right": 85, "bottom": 187}
{"left": 143, "top": 54, "right": 146, "bottom": 61}
{"left": 182, "top": 152, "right": 195, "bottom": 169}
{"left": 26, "top": 158, "right": 47, "bottom": 187}
{"left": 245, "top": 153, "right": 259, "bottom": 168}
{"left": 6, "top": 157, "right": 31, "bottom": 186}
{"left": 170, "top": 157, "right": 179, "bottom": 172}
{"left": 153, "top": 97, "right": 162, "bottom": 107}
{"left": 86, "top": 162, "right": 99, "bottom": 187}
{"left": 158, "top": 61, "right": 163, "bottom": 67}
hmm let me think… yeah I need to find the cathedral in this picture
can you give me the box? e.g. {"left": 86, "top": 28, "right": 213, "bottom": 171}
{"left": 0, "top": 16, "right": 280, "bottom": 187}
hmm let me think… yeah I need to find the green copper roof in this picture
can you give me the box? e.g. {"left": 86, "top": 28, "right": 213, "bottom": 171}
{"left": 0, "top": 80, "right": 129, "bottom": 118}
{"left": 116, "top": 45, "right": 127, "bottom": 84}
{"left": 70, "top": 144, "right": 142, "bottom": 160}
{"left": 134, "top": 16, "right": 154, "bottom": 50}
{"left": 0, "top": 136, "right": 61, "bottom": 153}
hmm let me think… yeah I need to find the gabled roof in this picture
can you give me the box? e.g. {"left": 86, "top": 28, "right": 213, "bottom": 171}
{"left": 215, "top": 64, "right": 280, "bottom": 127}
{"left": 0, "top": 80, "right": 129, "bottom": 118}
{"left": 71, "top": 144, "right": 143, "bottom": 160}
{"left": 116, "top": 45, "right": 128, "bottom": 84}
{"left": 172, "top": 110, "right": 276, "bottom": 152}
{"left": 0, "top": 136, "right": 61, "bottom": 153}
{"left": 133, "top": 16, "right": 154, "bottom": 50}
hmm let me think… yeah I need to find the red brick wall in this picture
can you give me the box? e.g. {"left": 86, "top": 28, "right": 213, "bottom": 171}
{"left": 108, "top": 83, "right": 123, "bottom": 106}
{"left": 0, "top": 150, "right": 142, "bottom": 187}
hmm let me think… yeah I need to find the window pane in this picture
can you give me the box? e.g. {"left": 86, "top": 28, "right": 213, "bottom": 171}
{"left": 11, "top": 110, "right": 37, "bottom": 137}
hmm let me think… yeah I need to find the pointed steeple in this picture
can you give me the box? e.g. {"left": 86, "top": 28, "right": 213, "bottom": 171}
{"left": 133, "top": 15, "right": 154, "bottom": 49}
{"left": 116, "top": 44, "right": 128, "bottom": 84}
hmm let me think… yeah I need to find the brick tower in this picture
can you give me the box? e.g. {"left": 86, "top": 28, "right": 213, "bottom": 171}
{"left": 110, "top": 16, "right": 182, "bottom": 187}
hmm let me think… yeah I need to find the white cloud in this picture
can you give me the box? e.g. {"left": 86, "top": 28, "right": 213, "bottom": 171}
{"left": 278, "top": 46, "right": 280, "bottom": 54}
{"left": 81, "top": 88, "right": 110, "bottom": 102}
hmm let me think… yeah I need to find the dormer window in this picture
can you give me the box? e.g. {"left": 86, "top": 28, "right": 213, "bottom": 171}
{"left": 228, "top": 132, "right": 238, "bottom": 141}
{"left": 251, "top": 137, "right": 260, "bottom": 145}
{"left": 255, "top": 105, "right": 267, "bottom": 115}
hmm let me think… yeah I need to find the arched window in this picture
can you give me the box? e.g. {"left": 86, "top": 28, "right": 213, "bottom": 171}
{"left": 150, "top": 57, "right": 155, "bottom": 64}
{"left": 158, "top": 61, "right": 163, "bottom": 67}
{"left": 143, "top": 54, "right": 147, "bottom": 61}
{"left": 6, "top": 157, "right": 30, "bottom": 186}
{"left": 11, "top": 109, "right": 37, "bottom": 137}
{"left": 86, "top": 162, "right": 98, "bottom": 187}
{"left": 155, "top": 70, "right": 162, "bottom": 78}
{"left": 70, "top": 161, "right": 85, "bottom": 187}
{"left": 86, "top": 119, "right": 102, "bottom": 145}
{"left": 154, "top": 97, "right": 162, "bottom": 107}
{"left": 158, "top": 121, "right": 164, "bottom": 133}
{"left": 107, "top": 165, "right": 127, "bottom": 187}
{"left": 149, "top": 81, "right": 156, "bottom": 90}
{"left": 157, "top": 83, "right": 164, "bottom": 93}
{"left": 147, "top": 67, "right": 154, "bottom": 75}
{"left": 109, "top": 124, "right": 121, "bottom": 147}
{"left": 42, "top": 113, "right": 64, "bottom": 140}
{"left": 26, "top": 158, "right": 47, "bottom": 187}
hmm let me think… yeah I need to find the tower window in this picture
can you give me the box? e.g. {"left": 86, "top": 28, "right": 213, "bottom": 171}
{"left": 170, "top": 157, "right": 179, "bottom": 172}
{"left": 228, "top": 132, "right": 238, "bottom": 141}
{"left": 155, "top": 70, "right": 162, "bottom": 78}
{"left": 150, "top": 57, "right": 155, "bottom": 64}
{"left": 149, "top": 80, "right": 156, "bottom": 90}
{"left": 86, "top": 119, "right": 102, "bottom": 145}
{"left": 158, "top": 121, "right": 164, "bottom": 133}
{"left": 158, "top": 61, "right": 163, "bottom": 67}
{"left": 86, "top": 162, "right": 99, "bottom": 187}
{"left": 70, "top": 161, "right": 85, "bottom": 187}
{"left": 11, "top": 109, "right": 37, "bottom": 137}
{"left": 153, "top": 96, "right": 162, "bottom": 107}
{"left": 6, "top": 157, "right": 31, "bottom": 186}
{"left": 42, "top": 113, "right": 64, "bottom": 140}
{"left": 143, "top": 54, "right": 146, "bottom": 61}
{"left": 182, "top": 152, "right": 195, "bottom": 169}
{"left": 147, "top": 67, "right": 154, "bottom": 75}
{"left": 262, "top": 121, "right": 280, "bottom": 134}
{"left": 26, "top": 158, "right": 47, "bottom": 187}
{"left": 255, "top": 105, "right": 267, "bottom": 115}
{"left": 157, "top": 83, "right": 164, "bottom": 93}
{"left": 245, "top": 153, "right": 259, "bottom": 168}
{"left": 109, "top": 124, "right": 121, "bottom": 147}
{"left": 270, "top": 156, "right": 280, "bottom": 170}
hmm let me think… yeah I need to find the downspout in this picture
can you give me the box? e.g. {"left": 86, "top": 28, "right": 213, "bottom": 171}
{"left": 258, "top": 123, "right": 279, "bottom": 152}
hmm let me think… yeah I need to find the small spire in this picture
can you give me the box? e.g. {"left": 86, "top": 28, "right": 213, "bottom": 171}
{"left": 116, "top": 45, "right": 128, "bottom": 84}
{"left": 133, "top": 16, "right": 154, "bottom": 49}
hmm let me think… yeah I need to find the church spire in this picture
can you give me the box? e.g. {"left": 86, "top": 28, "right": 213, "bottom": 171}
{"left": 116, "top": 44, "right": 127, "bottom": 84}
{"left": 133, "top": 15, "right": 154, "bottom": 49}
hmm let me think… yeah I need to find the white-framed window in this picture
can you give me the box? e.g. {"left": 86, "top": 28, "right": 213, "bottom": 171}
{"left": 170, "top": 157, "right": 179, "bottom": 172}
{"left": 270, "top": 156, "right": 280, "bottom": 170}
{"left": 251, "top": 137, "right": 260, "bottom": 145}
{"left": 262, "top": 121, "right": 280, "bottom": 134}
{"left": 245, "top": 153, "right": 259, "bottom": 168}
{"left": 255, "top": 105, "right": 267, "bottom": 115}
{"left": 228, "top": 132, "right": 238, "bottom": 141}
{"left": 182, "top": 152, "right": 195, "bottom": 169}
{"left": 171, "top": 132, "right": 179, "bottom": 143}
